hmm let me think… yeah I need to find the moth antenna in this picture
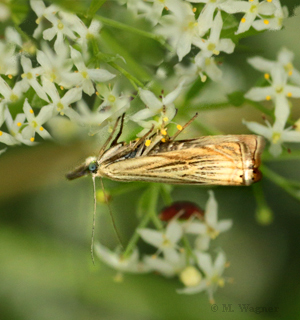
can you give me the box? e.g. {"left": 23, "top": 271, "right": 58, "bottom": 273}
{"left": 100, "top": 177, "right": 124, "bottom": 249}
{"left": 98, "top": 116, "right": 122, "bottom": 159}
{"left": 91, "top": 175, "right": 97, "bottom": 265}
{"left": 110, "top": 113, "right": 125, "bottom": 147}
{"left": 170, "top": 113, "right": 198, "bottom": 141}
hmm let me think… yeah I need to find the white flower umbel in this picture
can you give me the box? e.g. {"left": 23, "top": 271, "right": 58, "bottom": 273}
{"left": 70, "top": 47, "right": 115, "bottom": 96}
{"left": 244, "top": 119, "right": 300, "bottom": 157}
{"left": 37, "top": 43, "right": 74, "bottom": 88}
{"left": 252, "top": 0, "right": 288, "bottom": 31}
{"left": 22, "top": 99, "right": 52, "bottom": 142}
{"left": 193, "top": 11, "right": 235, "bottom": 58}
{"left": 183, "top": 190, "right": 232, "bottom": 251}
{"left": 43, "top": 79, "right": 82, "bottom": 123}
{"left": 177, "top": 251, "right": 227, "bottom": 303}
{"left": 143, "top": 250, "right": 187, "bottom": 277}
{"left": 248, "top": 47, "right": 300, "bottom": 86}
{"left": 0, "top": 77, "right": 24, "bottom": 103}
{"left": 219, "top": 0, "right": 276, "bottom": 34}
{"left": 43, "top": 14, "right": 76, "bottom": 55}
{"left": 20, "top": 55, "right": 49, "bottom": 102}
{"left": 245, "top": 66, "right": 300, "bottom": 129}
{"left": 155, "top": 2, "right": 201, "bottom": 61}
{"left": 131, "top": 80, "right": 185, "bottom": 122}
{"left": 95, "top": 242, "right": 151, "bottom": 273}
{"left": 0, "top": 2, "right": 10, "bottom": 22}
{"left": 138, "top": 220, "right": 183, "bottom": 263}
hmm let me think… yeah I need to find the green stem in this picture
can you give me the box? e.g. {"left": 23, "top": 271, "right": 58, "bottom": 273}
{"left": 95, "top": 15, "right": 173, "bottom": 51}
{"left": 262, "top": 150, "right": 300, "bottom": 162}
{"left": 182, "top": 235, "right": 197, "bottom": 264}
{"left": 123, "top": 183, "right": 163, "bottom": 258}
{"left": 261, "top": 165, "right": 300, "bottom": 201}
{"left": 245, "top": 99, "right": 274, "bottom": 120}
{"left": 109, "top": 61, "right": 143, "bottom": 90}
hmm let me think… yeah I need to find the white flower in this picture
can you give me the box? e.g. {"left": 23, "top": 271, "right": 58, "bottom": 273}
{"left": 0, "top": 77, "right": 24, "bottom": 103}
{"left": 20, "top": 55, "right": 49, "bottom": 102}
{"left": 37, "top": 43, "right": 74, "bottom": 88}
{"left": 22, "top": 99, "right": 52, "bottom": 142}
{"left": 131, "top": 80, "right": 185, "bottom": 123}
{"left": 175, "top": 53, "right": 223, "bottom": 84}
{"left": 177, "top": 251, "right": 227, "bottom": 303}
{"left": 138, "top": 220, "right": 183, "bottom": 263}
{"left": 143, "top": 250, "right": 187, "bottom": 277}
{"left": 118, "top": 0, "right": 150, "bottom": 17}
{"left": 43, "top": 78, "right": 82, "bottom": 123}
{"left": 95, "top": 242, "right": 151, "bottom": 273}
{"left": 0, "top": 102, "right": 19, "bottom": 146}
{"left": 76, "top": 100, "right": 112, "bottom": 134}
{"left": 5, "top": 27, "right": 22, "bottom": 47}
{"left": 193, "top": 11, "right": 235, "bottom": 58}
{"left": 183, "top": 190, "right": 232, "bottom": 251}
{"left": 155, "top": 2, "right": 201, "bottom": 61}
{"left": 252, "top": 0, "right": 288, "bottom": 31}
{"left": 187, "top": 0, "right": 234, "bottom": 34}
{"left": 247, "top": 47, "right": 300, "bottom": 86}
{"left": 0, "top": 2, "right": 10, "bottom": 22}
{"left": 244, "top": 119, "right": 300, "bottom": 157}
{"left": 70, "top": 47, "right": 115, "bottom": 96}
{"left": 43, "top": 14, "right": 76, "bottom": 55}
{"left": 73, "top": 19, "right": 102, "bottom": 52}
{"left": 4, "top": 109, "right": 36, "bottom": 145}
{"left": 245, "top": 66, "right": 300, "bottom": 129}
{"left": 219, "top": 0, "right": 276, "bottom": 34}
{"left": 144, "top": 0, "right": 182, "bottom": 26}
{"left": 30, "top": 0, "right": 59, "bottom": 38}
{"left": 0, "top": 41, "right": 19, "bottom": 76}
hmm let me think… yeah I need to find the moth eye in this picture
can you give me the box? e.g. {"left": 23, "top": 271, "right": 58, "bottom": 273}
{"left": 88, "top": 162, "right": 97, "bottom": 173}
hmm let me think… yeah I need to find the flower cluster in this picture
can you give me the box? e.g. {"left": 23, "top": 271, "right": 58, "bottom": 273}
{"left": 120, "top": 0, "right": 285, "bottom": 83}
{"left": 243, "top": 48, "right": 300, "bottom": 157}
{"left": 95, "top": 190, "right": 232, "bottom": 303}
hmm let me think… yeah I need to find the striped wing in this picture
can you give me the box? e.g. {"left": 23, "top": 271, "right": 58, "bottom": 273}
{"left": 99, "top": 135, "right": 265, "bottom": 186}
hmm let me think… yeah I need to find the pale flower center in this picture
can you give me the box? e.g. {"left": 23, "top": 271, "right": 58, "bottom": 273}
{"left": 81, "top": 71, "right": 89, "bottom": 79}
{"left": 207, "top": 226, "right": 220, "bottom": 239}
{"left": 162, "top": 235, "right": 172, "bottom": 247}
{"left": 250, "top": 5, "right": 258, "bottom": 13}
{"left": 210, "top": 274, "right": 225, "bottom": 287}
{"left": 108, "top": 94, "right": 116, "bottom": 103}
{"left": 57, "top": 101, "right": 64, "bottom": 112}
{"left": 10, "top": 93, "right": 18, "bottom": 102}
{"left": 31, "top": 120, "right": 38, "bottom": 128}
{"left": 275, "top": 86, "right": 284, "bottom": 94}
{"left": 207, "top": 43, "right": 216, "bottom": 51}
{"left": 57, "top": 20, "right": 64, "bottom": 30}
{"left": 272, "top": 132, "right": 281, "bottom": 144}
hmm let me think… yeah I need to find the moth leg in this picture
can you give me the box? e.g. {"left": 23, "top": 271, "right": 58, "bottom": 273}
{"left": 110, "top": 113, "right": 125, "bottom": 147}
{"left": 170, "top": 113, "right": 198, "bottom": 141}
{"left": 98, "top": 115, "right": 122, "bottom": 159}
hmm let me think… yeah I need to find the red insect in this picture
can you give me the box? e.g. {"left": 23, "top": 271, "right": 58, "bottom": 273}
{"left": 159, "top": 201, "right": 204, "bottom": 221}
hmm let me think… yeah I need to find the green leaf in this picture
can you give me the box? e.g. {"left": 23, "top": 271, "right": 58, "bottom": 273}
{"left": 87, "top": 0, "right": 107, "bottom": 16}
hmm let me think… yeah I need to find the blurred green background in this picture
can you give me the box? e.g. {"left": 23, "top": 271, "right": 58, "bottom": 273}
{"left": 1, "top": 1, "right": 300, "bottom": 319}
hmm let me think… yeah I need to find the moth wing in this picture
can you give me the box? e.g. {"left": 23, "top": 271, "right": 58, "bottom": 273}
{"left": 100, "top": 135, "right": 264, "bottom": 185}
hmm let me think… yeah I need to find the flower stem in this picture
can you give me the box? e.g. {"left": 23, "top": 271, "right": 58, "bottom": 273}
{"left": 95, "top": 15, "right": 173, "bottom": 51}
{"left": 260, "top": 165, "right": 300, "bottom": 201}
{"left": 123, "top": 184, "right": 163, "bottom": 258}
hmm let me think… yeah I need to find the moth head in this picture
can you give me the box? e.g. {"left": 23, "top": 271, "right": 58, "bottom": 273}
{"left": 66, "top": 156, "right": 99, "bottom": 180}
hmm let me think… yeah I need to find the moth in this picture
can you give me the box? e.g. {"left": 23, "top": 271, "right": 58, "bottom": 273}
{"left": 66, "top": 114, "right": 265, "bottom": 262}
{"left": 66, "top": 114, "right": 265, "bottom": 186}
